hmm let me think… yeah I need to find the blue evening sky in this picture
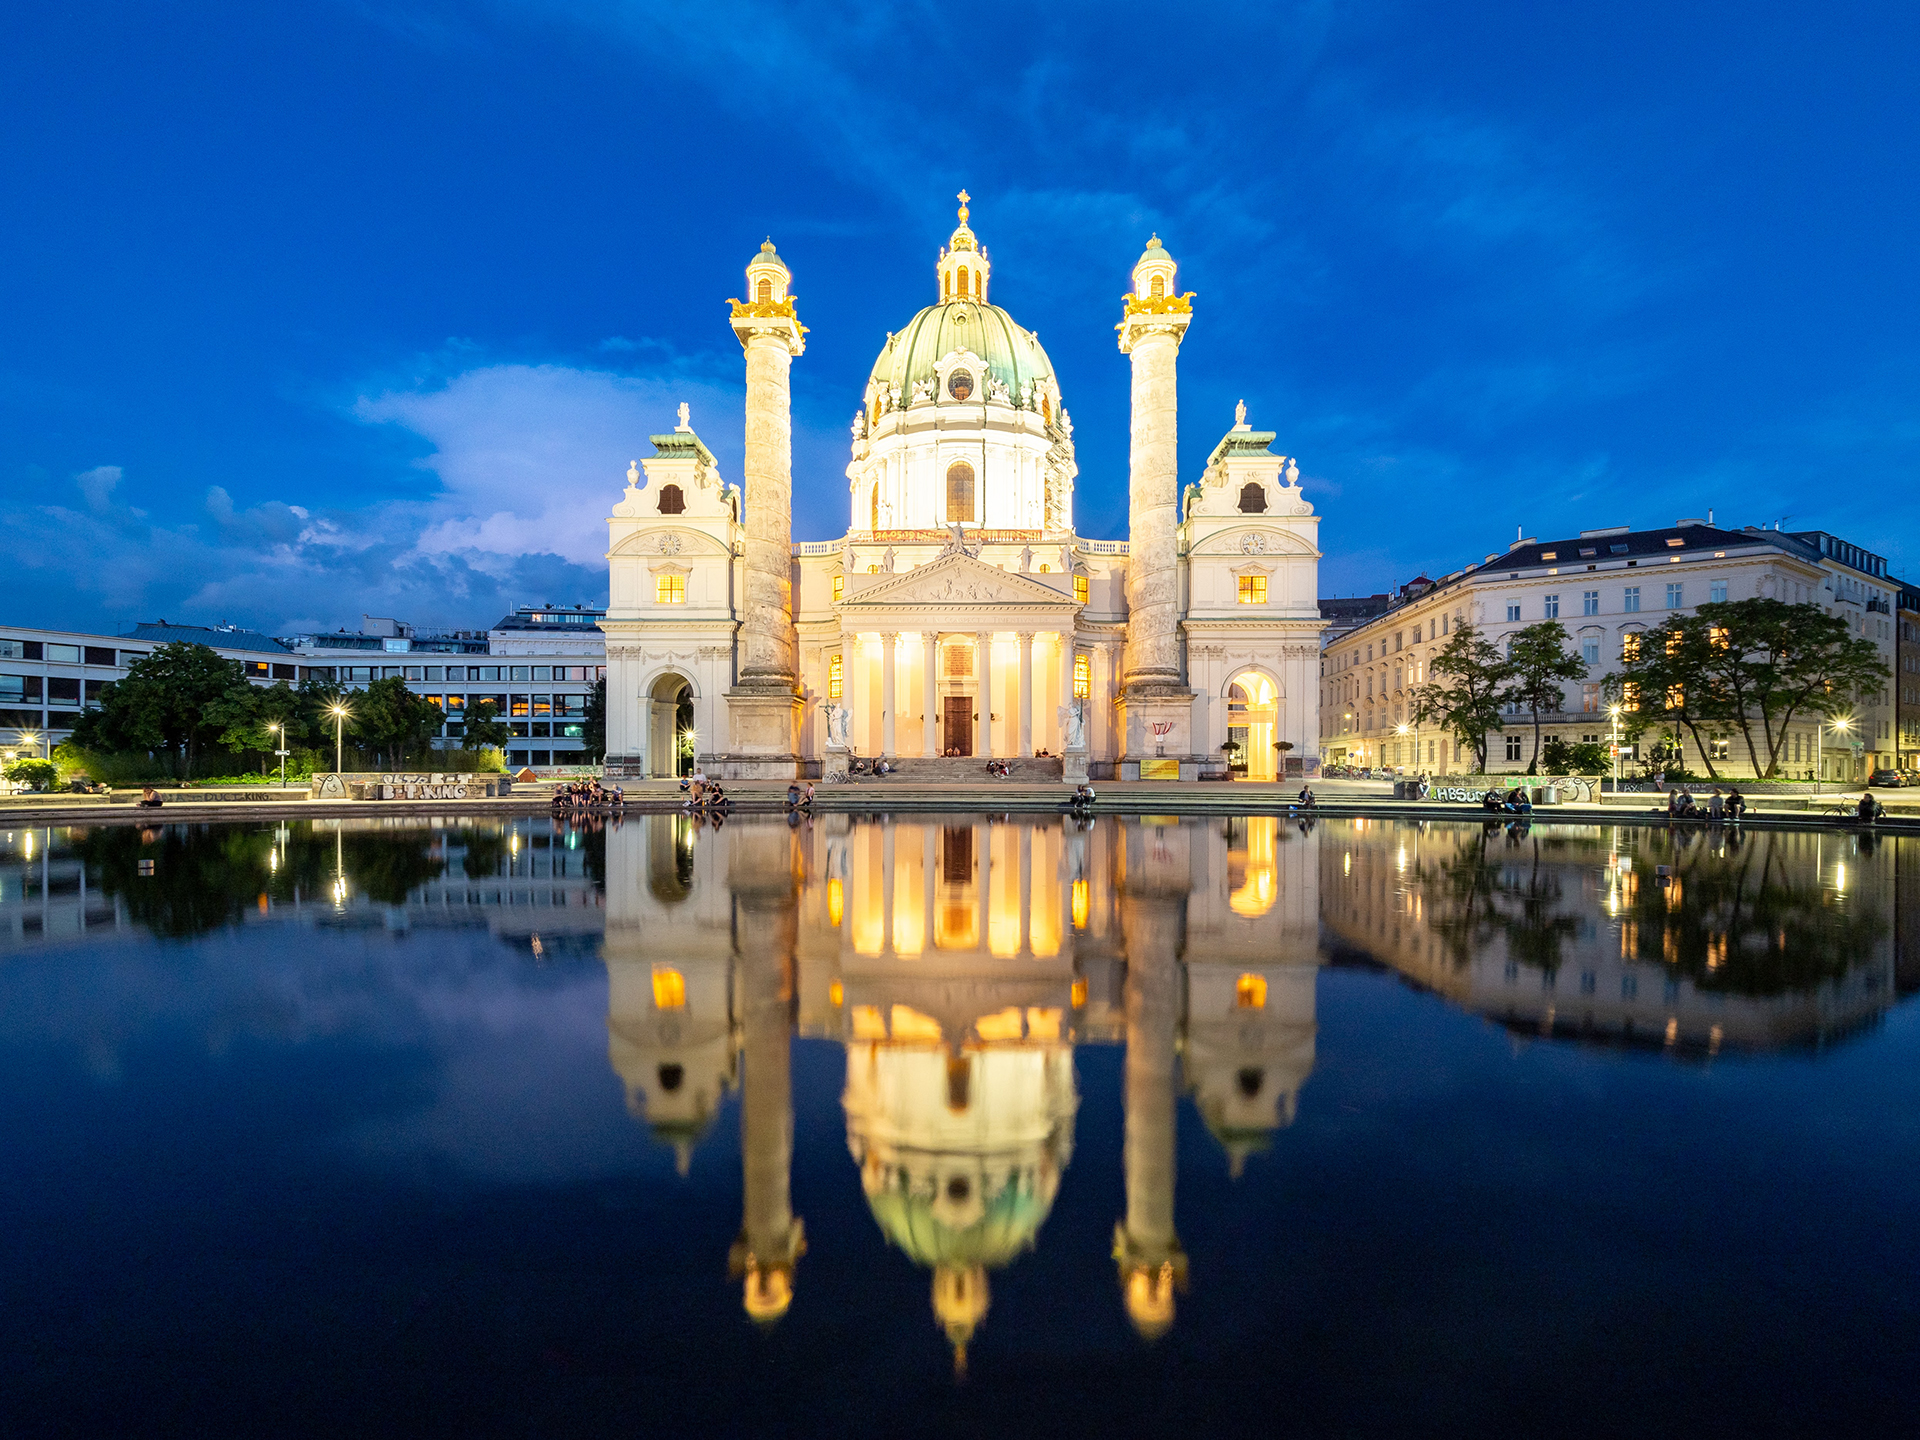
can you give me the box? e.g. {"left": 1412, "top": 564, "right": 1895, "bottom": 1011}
{"left": 2, "top": 2, "right": 1915, "bottom": 636}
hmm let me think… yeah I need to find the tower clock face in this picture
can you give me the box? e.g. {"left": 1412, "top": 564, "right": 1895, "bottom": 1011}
{"left": 947, "top": 370, "right": 973, "bottom": 401}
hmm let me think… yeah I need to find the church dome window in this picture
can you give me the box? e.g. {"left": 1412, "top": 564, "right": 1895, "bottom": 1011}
{"left": 958, "top": 267, "right": 970, "bottom": 298}
{"left": 756, "top": 277, "right": 772, "bottom": 304}
{"left": 947, "top": 370, "right": 973, "bottom": 401}
{"left": 657, "top": 484, "right": 685, "bottom": 515}
{"left": 1150, "top": 275, "right": 1165, "bottom": 299}
{"left": 946, "top": 461, "right": 976, "bottom": 523}
{"left": 1237, "top": 482, "right": 1266, "bottom": 514}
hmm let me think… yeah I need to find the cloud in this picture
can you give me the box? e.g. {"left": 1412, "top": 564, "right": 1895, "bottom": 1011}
{"left": 76, "top": 463, "right": 124, "bottom": 513}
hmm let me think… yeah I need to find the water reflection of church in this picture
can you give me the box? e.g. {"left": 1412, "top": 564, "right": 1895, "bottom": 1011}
{"left": 601, "top": 813, "right": 1319, "bottom": 1364}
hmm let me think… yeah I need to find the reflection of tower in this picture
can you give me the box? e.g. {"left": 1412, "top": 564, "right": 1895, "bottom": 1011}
{"left": 1113, "top": 822, "right": 1190, "bottom": 1338}
{"left": 603, "top": 815, "right": 737, "bottom": 1174}
{"left": 727, "top": 826, "right": 806, "bottom": 1323}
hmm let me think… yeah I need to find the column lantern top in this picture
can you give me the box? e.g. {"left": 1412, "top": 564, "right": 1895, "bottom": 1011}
{"left": 730, "top": 239, "right": 806, "bottom": 353}
{"left": 1117, "top": 235, "right": 1193, "bottom": 352}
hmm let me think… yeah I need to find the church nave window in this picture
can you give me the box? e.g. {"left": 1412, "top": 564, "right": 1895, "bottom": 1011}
{"left": 1074, "top": 574, "right": 1089, "bottom": 605}
{"left": 655, "top": 574, "right": 686, "bottom": 605}
{"left": 828, "top": 653, "right": 843, "bottom": 700}
{"left": 946, "top": 461, "right": 976, "bottom": 523}
{"left": 1072, "top": 652, "right": 1090, "bottom": 699}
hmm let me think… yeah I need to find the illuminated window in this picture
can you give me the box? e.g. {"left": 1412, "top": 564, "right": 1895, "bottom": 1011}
{"left": 827, "top": 877, "right": 844, "bottom": 927}
{"left": 946, "top": 461, "right": 975, "bottom": 522}
{"left": 655, "top": 574, "right": 685, "bottom": 604}
{"left": 1150, "top": 275, "right": 1164, "bottom": 299}
{"left": 828, "top": 653, "right": 843, "bottom": 700}
{"left": 756, "top": 278, "right": 772, "bottom": 304}
{"left": 1038, "top": 564, "right": 1049, "bottom": 573}
{"left": 947, "top": 370, "right": 973, "bottom": 401}
{"left": 958, "top": 266, "right": 969, "bottom": 297}
{"left": 1070, "top": 976, "right": 1088, "bottom": 1007}
{"left": 870, "top": 487, "right": 880, "bottom": 529}
{"left": 1709, "top": 625, "right": 1729, "bottom": 650}
{"left": 1073, "top": 652, "right": 1090, "bottom": 699}
{"left": 1237, "top": 574, "right": 1268, "bottom": 604}
{"left": 1665, "top": 629, "right": 1682, "bottom": 656}
{"left": 828, "top": 981, "right": 843, "bottom": 1007}
{"left": 651, "top": 966, "right": 686, "bottom": 1010}
{"left": 1622, "top": 681, "right": 1641, "bottom": 712}
{"left": 657, "top": 484, "right": 684, "bottom": 515}
{"left": 1074, "top": 574, "right": 1089, "bottom": 605}
{"left": 1666, "top": 684, "right": 1685, "bottom": 710}
{"left": 1235, "top": 973, "right": 1268, "bottom": 1009}
{"left": 868, "top": 564, "right": 878, "bottom": 573}
{"left": 944, "top": 644, "right": 972, "bottom": 678}
{"left": 832, "top": 575, "right": 845, "bottom": 601}
{"left": 1621, "top": 633, "right": 1641, "bottom": 662}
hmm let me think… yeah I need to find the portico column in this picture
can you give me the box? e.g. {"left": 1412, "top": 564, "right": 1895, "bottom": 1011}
{"left": 1018, "top": 632, "right": 1035, "bottom": 757}
{"left": 881, "top": 633, "right": 898, "bottom": 758}
{"left": 922, "top": 632, "right": 939, "bottom": 758}
{"left": 976, "top": 632, "right": 993, "bottom": 758}
{"left": 1058, "top": 633, "right": 1076, "bottom": 752}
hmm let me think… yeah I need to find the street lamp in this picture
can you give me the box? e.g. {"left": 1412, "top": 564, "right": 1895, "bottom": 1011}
{"left": 270, "top": 721, "right": 287, "bottom": 789}
{"left": 1820, "top": 714, "right": 1853, "bottom": 788}
{"left": 328, "top": 704, "right": 351, "bottom": 775}
{"left": 19, "top": 730, "right": 43, "bottom": 760}
{"left": 1608, "top": 704, "right": 1622, "bottom": 789}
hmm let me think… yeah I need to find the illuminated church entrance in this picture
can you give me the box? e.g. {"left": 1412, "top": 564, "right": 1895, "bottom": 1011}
{"left": 648, "top": 674, "right": 696, "bottom": 778}
{"left": 1226, "top": 673, "right": 1279, "bottom": 780}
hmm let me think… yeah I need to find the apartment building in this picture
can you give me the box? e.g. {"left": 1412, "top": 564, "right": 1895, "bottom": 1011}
{"left": 1318, "top": 520, "right": 1844, "bottom": 778}
{"left": 3, "top": 605, "right": 606, "bottom": 772}
{"left": 1899, "top": 582, "right": 1920, "bottom": 772}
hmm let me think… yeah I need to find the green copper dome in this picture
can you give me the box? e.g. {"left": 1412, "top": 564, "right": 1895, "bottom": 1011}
{"left": 868, "top": 299, "right": 1057, "bottom": 399}
{"left": 865, "top": 1175, "right": 1057, "bottom": 1269}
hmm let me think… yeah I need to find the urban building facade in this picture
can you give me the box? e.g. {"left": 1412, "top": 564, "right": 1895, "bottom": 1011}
{"left": 1900, "top": 582, "right": 1920, "bottom": 772}
{"left": 1317, "top": 520, "right": 1876, "bottom": 778}
{"left": 603, "top": 204, "right": 1326, "bottom": 783}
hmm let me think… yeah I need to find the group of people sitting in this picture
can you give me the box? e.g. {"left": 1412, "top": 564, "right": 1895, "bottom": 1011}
{"left": 986, "top": 759, "right": 1014, "bottom": 778}
{"left": 678, "top": 770, "right": 733, "bottom": 813}
{"left": 552, "top": 778, "right": 624, "bottom": 811}
{"left": 1480, "top": 788, "right": 1535, "bottom": 815}
{"left": 1068, "top": 783, "right": 1097, "bottom": 811}
{"left": 1664, "top": 786, "right": 1748, "bottom": 821}
{"left": 783, "top": 782, "right": 817, "bottom": 811}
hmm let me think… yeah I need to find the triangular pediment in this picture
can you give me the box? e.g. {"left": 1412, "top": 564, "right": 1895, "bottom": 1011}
{"left": 839, "top": 549, "right": 1076, "bottom": 609}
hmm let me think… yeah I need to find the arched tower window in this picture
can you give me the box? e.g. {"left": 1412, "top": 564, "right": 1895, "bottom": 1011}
{"left": 958, "top": 267, "right": 969, "bottom": 298}
{"left": 657, "top": 484, "right": 685, "bottom": 515}
{"left": 946, "top": 461, "right": 975, "bottom": 523}
{"left": 1150, "top": 275, "right": 1165, "bottom": 299}
{"left": 756, "top": 278, "right": 772, "bottom": 304}
{"left": 943, "top": 271, "right": 951, "bottom": 299}
{"left": 1237, "top": 483, "right": 1267, "bottom": 514}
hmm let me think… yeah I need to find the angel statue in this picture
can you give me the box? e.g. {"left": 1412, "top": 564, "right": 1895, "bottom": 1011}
{"left": 1057, "top": 698, "right": 1087, "bottom": 751}
{"left": 824, "top": 701, "right": 852, "bottom": 749}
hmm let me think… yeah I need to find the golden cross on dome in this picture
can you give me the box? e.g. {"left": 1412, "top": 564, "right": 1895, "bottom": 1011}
{"left": 956, "top": 190, "right": 970, "bottom": 224}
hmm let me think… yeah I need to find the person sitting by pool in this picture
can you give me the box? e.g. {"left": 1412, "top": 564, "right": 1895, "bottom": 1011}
{"left": 1725, "top": 787, "right": 1747, "bottom": 819}
{"left": 1707, "top": 787, "right": 1724, "bottom": 820}
{"left": 137, "top": 785, "right": 163, "bottom": 809}
{"left": 803, "top": 782, "right": 816, "bottom": 809}
{"left": 1481, "top": 789, "right": 1503, "bottom": 813}
{"left": 1504, "top": 788, "right": 1533, "bottom": 814}
{"left": 1296, "top": 786, "right": 1316, "bottom": 810}
{"left": 1857, "top": 791, "right": 1883, "bottom": 824}
{"left": 786, "top": 782, "right": 802, "bottom": 809}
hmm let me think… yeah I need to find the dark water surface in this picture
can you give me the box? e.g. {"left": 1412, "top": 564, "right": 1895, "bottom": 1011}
{"left": 1, "top": 814, "right": 1916, "bottom": 1437}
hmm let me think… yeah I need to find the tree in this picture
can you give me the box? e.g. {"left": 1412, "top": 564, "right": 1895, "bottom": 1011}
{"left": 1501, "top": 621, "right": 1588, "bottom": 774}
{"left": 1411, "top": 624, "right": 1511, "bottom": 772}
{"left": 350, "top": 676, "right": 443, "bottom": 770}
{"left": 462, "top": 698, "right": 510, "bottom": 752}
{"left": 1607, "top": 599, "right": 1887, "bottom": 778}
{"left": 67, "top": 642, "right": 258, "bottom": 776}
{"left": 4, "top": 757, "right": 59, "bottom": 791}
{"left": 582, "top": 677, "right": 607, "bottom": 762}
{"left": 1541, "top": 736, "right": 1611, "bottom": 775}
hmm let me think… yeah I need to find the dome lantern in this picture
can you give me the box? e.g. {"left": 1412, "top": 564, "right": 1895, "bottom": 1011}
{"left": 936, "top": 191, "right": 990, "bottom": 304}
{"left": 1130, "top": 234, "right": 1180, "bottom": 304}
{"left": 745, "top": 239, "right": 791, "bottom": 307}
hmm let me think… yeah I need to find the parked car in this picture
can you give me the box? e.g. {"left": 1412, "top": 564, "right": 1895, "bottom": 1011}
{"left": 1868, "top": 769, "right": 1907, "bottom": 788}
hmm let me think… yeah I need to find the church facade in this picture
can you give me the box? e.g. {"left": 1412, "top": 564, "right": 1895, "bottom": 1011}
{"left": 604, "top": 200, "right": 1324, "bottom": 781}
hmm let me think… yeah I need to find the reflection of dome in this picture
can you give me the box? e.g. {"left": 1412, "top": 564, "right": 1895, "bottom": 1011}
{"left": 869, "top": 300, "right": 1057, "bottom": 400}
{"left": 844, "top": 1042, "right": 1078, "bottom": 1369}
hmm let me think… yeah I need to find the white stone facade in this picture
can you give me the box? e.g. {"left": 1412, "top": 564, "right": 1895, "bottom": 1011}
{"left": 605, "top": 206, "right": 1325, "bottom": 781}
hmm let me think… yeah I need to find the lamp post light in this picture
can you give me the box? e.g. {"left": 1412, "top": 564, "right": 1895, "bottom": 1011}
{"left": 1608, "top": 705, "right": 1622, "bottom": 789}
{"left": 328, "top": 704, "right": 351, "bottom": 776}
{"left": 19, "top": 730, "right": 44, "bottom": 760}
{"left": 1821, "top": 715, "right": 1853, "bottom": 788}
{"left": 270, "top": 721, "right": 287, "bottom": 789}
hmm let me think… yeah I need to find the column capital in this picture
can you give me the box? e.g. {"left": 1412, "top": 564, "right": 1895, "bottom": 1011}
{"left": 1016, "top": 630, "right": 1036, "bottom": 643}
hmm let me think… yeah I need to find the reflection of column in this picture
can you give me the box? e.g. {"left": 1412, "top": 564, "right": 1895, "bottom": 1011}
{"left": 1019, "top": 826, "right": 1032, "bottom": 957}
{"left": 923, "top": 632, "right": 939, "bottom": 758}
{"left": 1018, "top": 632, "right": 1034, "bottom": 757}
{"left": 881, "top": 632, "right": 898, "bottom": 758}
{"left": 728, "top": 832, "right": 804, "bottom": 1324}
{"left": 922, "top": 824, "right": 936, "bottom": 952}
{"left": 976, "top": 821, "right": 990, "bottom": 952}
{"left": 1115, "top": 880, "right": 1186, "bottom": 1339}
{"left": 881, "top": 821, "right": 895, "bottom": 955}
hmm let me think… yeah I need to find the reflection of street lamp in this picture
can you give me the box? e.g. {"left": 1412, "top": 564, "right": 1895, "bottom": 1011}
{"left": 1608, "top": 705, "right": 1623, "bottom": 788}
{"left": 328, "top": 704, "right": 351, "bottom": 775}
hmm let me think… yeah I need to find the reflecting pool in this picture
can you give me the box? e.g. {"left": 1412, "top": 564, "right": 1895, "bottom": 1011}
{"left": 2, "top": 815, "right": 1916, "bottom": 1434}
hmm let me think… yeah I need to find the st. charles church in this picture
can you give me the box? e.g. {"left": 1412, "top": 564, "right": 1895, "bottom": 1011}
{"left": 603, "top": 197, "right": 1325, "bottom": 782}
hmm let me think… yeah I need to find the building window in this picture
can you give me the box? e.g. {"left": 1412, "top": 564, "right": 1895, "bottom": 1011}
{"left": 1073, "top": 652, "right": 1090, "bottom": 699}
{"left": 870, "top": 487, "right": 881, "bottom": 529}
{"left": 946, "top": 461, "right": 975, "bottom": 522}
{"left": 1238, "top": 483, "right": 1267, "bottom": 513}
{"left": 832, "top": 574, "right": 845, "bottom": 601}
{"left": 1583, "top": 590, "right": 1599, "bottom": 616}
{"left": 655, "top": 574, "right": 686, "bottom": 605}
{"left": 957, "top": 267, "right": 969, "bottom": 298}
{"left": 1238, "top": 574, "right": 1268, "bottom": 604}
{"left": 1583, "top": 683, "right": 1601, "bottom": 712}
{"left": 1074, "top": 574, "right": 1089, "bottom": 605}
{"left": 1543, "top": 594, "right": 1560, "bottom": 619}
{"left": 756, "top": 278, "right": 772, "bottom": 304}
{"left": 1622, "top": 681, "right": 1641, "bottom": 712}
{"left": 1581, "top": 637, "right": 1600, "bottom": 665}
{"left": 1506, "top": 602, "right": 1521, "bottom": 622}
{"left": 828, "top": 653, "right": 843, "bottom": 700}
{"left": 1666, "top": 582, "right": 1683, "bottom": 608}
{"left": 946, "top": 370, "right": 973, "bottom": 401}
{"left": 1666, "top": 684, "right": 1685, "bottom": 710}
{"left": 657, "top": 484, "right": 684, "bottom": 515}
{"left": 1709, "top": 739, "right": 1730, "bottom": 760}
{"left": 1504, "top": 734, "right": 1523, "bottom": 761}
{"left": 651, "top": 966, "right": 686, "bottom": 1010}
{"left": 1624, "top": 586, "right": 1641, "bottom": 612}
{"left": 1710, "top": 580, "right": 1728, "bottom": 603}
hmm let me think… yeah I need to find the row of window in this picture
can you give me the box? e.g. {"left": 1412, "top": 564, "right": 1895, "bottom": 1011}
{"left": 1509, "top": 581, "right": 1727, "bottom": 623}
{"left": 423, "top": 694, "right": 590, "bottom": 718}
{"left": 310, "top": 664, "right": 602, "bottom": 683}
